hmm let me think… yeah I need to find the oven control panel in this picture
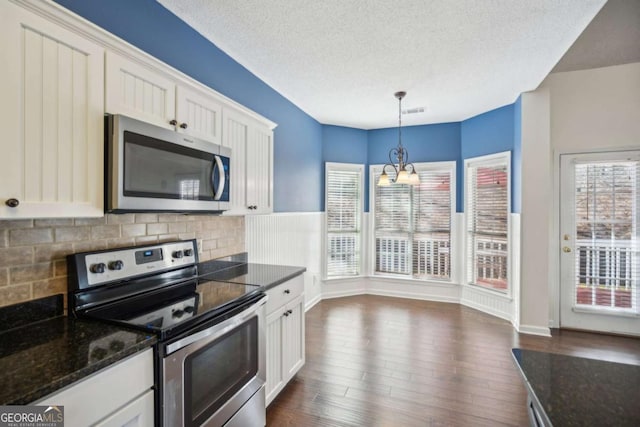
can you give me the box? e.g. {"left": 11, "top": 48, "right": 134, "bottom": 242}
{"left": 79, "top": 240, "right": 198, "bottom": 287}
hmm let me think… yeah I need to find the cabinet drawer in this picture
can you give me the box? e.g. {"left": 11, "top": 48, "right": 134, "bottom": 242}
{"left": 266, "top": 275, "right": 304, "bottom": 315}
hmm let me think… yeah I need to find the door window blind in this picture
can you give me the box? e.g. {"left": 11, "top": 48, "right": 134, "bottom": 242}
{"left": 573, "top": 160, "right": 638, "bottom": 313}
{"left": 465, "top": 154, "right": 509, "bottom": 292}
{"left": 373, "top": 162, "right": 454, "bottom": 279}
{"left": 326, "top": 163, "right": 363, "bottom": 277}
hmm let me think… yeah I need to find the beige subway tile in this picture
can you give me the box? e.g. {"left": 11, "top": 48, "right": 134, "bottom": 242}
{"left": 10, "top": 262, "right": 53, "bottom": 284}
{"left": 34, "top": 243, "right": 74, "bottom": 263}
{"left": 106, "top": 237, "right": 136, "bottom": 249}
{"left": 0, "top": 219, "right": 34, "bottom": 229}
{"left": 186, "top": 222, "right": 203, "bottom": 232}
{"left": 147, "top": 223, "right": 168, "bottom": 235}
{"left": 135, "top": 213, "right": 158, "bottom": 223}
{"left": 74, "top": 217, "right": 106, "bottom": 226}
{"left": 54, "top": 260, "right": 67, "bottom": 277}
{"left": 32, "top": 277, "right": 66, "bottom": 299}
{"left": 0, "top": 247, "right": 34, "bottom": 268}
{"left": 121, "top": 223, "right": 146, "bottom": 237}
{"left": 73, "top": 240, "right": 108, "bottom": 253}
{"left": 10, "top": 228, "right": 54, "bottom": 246}
{"left": 0, "top": 284, "right": 31, "bottom": 307}
{"left": 34, "top": 218, "right": 74, "bottom": 227}
{"left": 158, "top": 234, "right": 179, "bottom": 243}
{"left": 91, "top": 225, "right": 121, "bottom": 240}
{"left": 202, "top": 239, "right": 218, "bottom": 251}
{"left": 0, "top": 230, "right": 6, "bottom": 248}
{"left": 55, "top": 226, "right": 90, "bottom": 243}
{"left": 168, "top": 222, "right": 187, "bottom": 234}
{"left": 178, "top": 232, "right": 196, "bottom": 241}
{"left": 158, "top": 214, "right": 179, "bottom": 223}
{"left": 135, "top": 236, "right": 158, "bottom": 245}
{"left": 0, "top": 268, "right": 7, "bottom": 287}
{"left": 106, "top": 214, "right": 135, "bottom": 224}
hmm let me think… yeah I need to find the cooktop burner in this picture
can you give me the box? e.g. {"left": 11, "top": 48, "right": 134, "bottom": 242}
{"left": 68, "top": 239, "right": 264, "bottom": 340}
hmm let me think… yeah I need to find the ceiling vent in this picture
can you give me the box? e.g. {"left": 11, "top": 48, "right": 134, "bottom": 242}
{"left": 402, "top": 107, "right": 425, "bottom": 115}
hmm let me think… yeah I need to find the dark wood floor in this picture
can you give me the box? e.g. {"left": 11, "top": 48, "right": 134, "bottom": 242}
{"left": 266, "top": 295, "right": 640, "bottom": 426}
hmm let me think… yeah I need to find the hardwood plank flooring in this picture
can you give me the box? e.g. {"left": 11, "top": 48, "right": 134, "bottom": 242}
{"left": 266, "top": 295, "right": 640, "bottom": 426}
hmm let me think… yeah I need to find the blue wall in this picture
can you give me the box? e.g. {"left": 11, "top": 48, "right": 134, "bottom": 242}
{"left": 461, "top": 104, "right": 518, "bottom": 213}
{"left": 54, "top": 0, "right": 323, "bottom": 212}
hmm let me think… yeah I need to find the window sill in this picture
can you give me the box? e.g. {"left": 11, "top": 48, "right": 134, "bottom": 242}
{"left": 572, "top": 306, "right": 640, "bottom": 318}
{"left": 323, "top": 275, "right": 365, "bottom": 282}
{"left": 370, "top": 274, "right": 455, "bottom": 286}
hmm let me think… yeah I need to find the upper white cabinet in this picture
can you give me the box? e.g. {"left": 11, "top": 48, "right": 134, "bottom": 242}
{"left": 0, "top": 0, "right": 105, "bottom": 218}
{"left": 106, "top": 51, "right": 222, "bottom": 145}
{"left": 222, "top": 108, "right": 274, "bottom": 215}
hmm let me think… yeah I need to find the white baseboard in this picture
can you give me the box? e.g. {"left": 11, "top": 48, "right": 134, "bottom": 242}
{"left": 366, "top": 288, "right": 459, "bottom": 303}
{"left": 518, "top": 324, "right": 552, "bottom": 337}
{"left": 304, "top": 293, "right": 322, "bottom": 312}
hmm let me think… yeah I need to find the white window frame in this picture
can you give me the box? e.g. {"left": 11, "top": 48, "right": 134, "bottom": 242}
{"left": 369, "top": 161, "right": 456, "bottom": 282}
{"left": 464, "top": 151, "right": 511, "bottom": 296}
{"left": 324, "top": 162, "right": 364, "bottom": 279}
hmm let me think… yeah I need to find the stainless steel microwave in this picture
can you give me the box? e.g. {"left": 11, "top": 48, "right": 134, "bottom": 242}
{"left": 106, "top": 114, "right": 230, "bottom": 213}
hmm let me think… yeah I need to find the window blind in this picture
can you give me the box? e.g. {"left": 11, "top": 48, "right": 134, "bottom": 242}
{"left": 373, "top": 163, "right": 453, "bottom": 279}
{"left": 573, "top": 161, "right": 638, "bottom": 312}
{"left": 466, "top": 158, "right": 509, "bottom": 292}
{"left": 326, "top": 164, "right": 362, "bottom": 277}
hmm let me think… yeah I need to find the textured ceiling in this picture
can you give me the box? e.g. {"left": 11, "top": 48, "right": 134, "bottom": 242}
{"left": 158, "top": 0, "right": 606, "bottom": 129}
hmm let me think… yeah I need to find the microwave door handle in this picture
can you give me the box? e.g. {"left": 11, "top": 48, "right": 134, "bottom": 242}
{"left": 212, "top": 155, "right": 225, "bottom": 201}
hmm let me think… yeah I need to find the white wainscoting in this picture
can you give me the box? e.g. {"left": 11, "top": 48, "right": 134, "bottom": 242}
{"left": 245, "top": 213, "right": 323, "bottom": 311}
{"left": 247, "top": 212, "right": 530, "bottom": 334}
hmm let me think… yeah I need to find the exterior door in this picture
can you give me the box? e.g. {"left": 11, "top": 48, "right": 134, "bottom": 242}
{"left": 560, "top": 151, "right": 640, "bottom": 336}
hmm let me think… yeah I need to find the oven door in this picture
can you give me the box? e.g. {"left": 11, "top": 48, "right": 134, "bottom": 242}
{"left": 163, "top": 295, "right": 266, "bottom": 427}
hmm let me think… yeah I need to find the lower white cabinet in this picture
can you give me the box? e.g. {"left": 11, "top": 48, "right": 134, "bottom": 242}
{"left": 34, "top": 349, "right": 154, "bottom": 427}
{"left": 265, "top": 275, "right": 305, "bottom": 406}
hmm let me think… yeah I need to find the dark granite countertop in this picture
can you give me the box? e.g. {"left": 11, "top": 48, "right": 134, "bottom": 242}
{"left": 198, "top": 259, "right": 306, "bottom": 291}
{"left": 512, "top": 348, "right": 640, "bottom": 426}
{"left": 0, "top": 295, "right": 156, "bottom": 405}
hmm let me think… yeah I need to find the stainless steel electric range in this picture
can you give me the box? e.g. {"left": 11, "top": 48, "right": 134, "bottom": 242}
{"left": 68, "top": 239, "right": 266, "bottom": 427}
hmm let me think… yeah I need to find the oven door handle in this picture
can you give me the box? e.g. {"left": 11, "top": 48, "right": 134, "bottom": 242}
{"left": 166, "top": 295, "right": 267, "bottom": 355}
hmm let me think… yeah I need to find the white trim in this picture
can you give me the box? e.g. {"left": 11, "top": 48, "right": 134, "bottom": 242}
{"left": 304, "top": 293, "right": 322, "bottom": 312}
{"left": 463, "top": 150, "right": 512, "bottom": 297}
{"left": 517, "top": 324, "right": 552, "bottom": 337}
{"left": 11, "top": 0, "right": 277, "bottom": 130}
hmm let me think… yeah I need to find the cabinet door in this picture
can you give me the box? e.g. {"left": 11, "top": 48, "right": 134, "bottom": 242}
{"left": 95, "top": 390, "right": 154, "bottom": 427}
{"left": 175, "top": 85, "right": 222, "bottom": 144}
{"left": 0, "top": 2, "right": 104, "bottom": 218}
{"left": 265, "top": 309, "right": 285, "bottom": 406}
{"left": 222, "top": 108, "right": 274, "bottom": 215}
{"left": 222, "top": 108, "right": 249, "bottom": 214}
{"left": 105, "top": 50, "right": 176, "bottom": 130}
{"left": 246, "top": 124, "right": 274, "bottom": 213}
{"left": 283, "top": 294, "right": 305, "bottom": 379}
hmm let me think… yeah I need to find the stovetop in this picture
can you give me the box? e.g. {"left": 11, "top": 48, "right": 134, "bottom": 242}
{"left": 68, "top": 239, "right": 264, "bottom": 341}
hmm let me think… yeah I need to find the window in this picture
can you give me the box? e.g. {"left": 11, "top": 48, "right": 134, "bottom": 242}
{"left": 371, "top": 162, "right": 455, "bottom": 280}
{"left": 325, "top": 163, "right": 364, "bottom": 277}
{"left": 465, "top": 152, "right": 510, "bottom": 293}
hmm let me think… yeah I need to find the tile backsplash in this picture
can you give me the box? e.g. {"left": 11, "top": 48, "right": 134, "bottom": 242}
{"left": 0, "top": 214, "right": 244, "bottom": 309}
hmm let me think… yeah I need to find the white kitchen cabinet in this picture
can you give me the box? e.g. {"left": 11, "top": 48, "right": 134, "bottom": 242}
{"left": 106, "top": 51, "right": 222, "bottom": 144}
{"left": 265, "top": 275, "right": 305, "bottom": 406}
{"left": 0, "top": 0, "right": 105, "bottom": 218}
{"left": 34, "top": 348, "right": 154, "bottom": 427}
{"left": 222, "top": 108, "right": 274, "bottom": 215}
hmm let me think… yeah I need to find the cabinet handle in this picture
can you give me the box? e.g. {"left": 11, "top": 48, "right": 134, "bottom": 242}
{"left": 287, "top": 309, "right": 293, "bottom": 315}
{"left": 5, "top": 198, "right": 19, "bottom": 208}
{"left": 180, "top": 123, "right": 188, "bottom": 129}
{"left": 169, "top": 119, "right": 178, "bottom": 126}
{"left": 248, "top": 205, "right": 257, "bottom": 210}
{"left": 283, "top": 311, "right": 289, "bottom": 317}
{"left": 284, "top": 289, "right": 290, "bottom": 294}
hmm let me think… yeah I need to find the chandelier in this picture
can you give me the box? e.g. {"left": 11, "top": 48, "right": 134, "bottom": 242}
{"left": 377, "top": 91, "right": 419, "bottom": 186}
